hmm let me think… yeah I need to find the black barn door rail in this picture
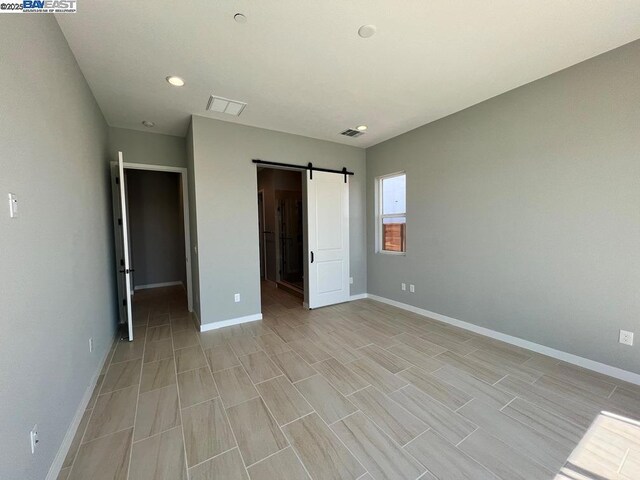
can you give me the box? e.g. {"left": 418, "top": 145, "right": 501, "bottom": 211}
{"left": 252, "top": 159, "right": 354, "bottom": 182}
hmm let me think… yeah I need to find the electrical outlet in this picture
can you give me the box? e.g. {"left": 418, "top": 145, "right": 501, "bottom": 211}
{"left": 409, "top": 284, "right": 415, "bottom": 293}
{"left": 234, "top": 293, "right": 240, "bottom": 303}
{"left": 619, "top": 330, "right": 634, "bottom": 346}
{"left": 401, "top": 283, "right": 406, "bottom": 291}
{"left": 349, "top": 277, "right": 354, "bottom": 285}
{"left": 89, "top": 337, "right": 93, "bottom": 353}
{"left": 30, "top": 425, "right": 38, "bottom": 454}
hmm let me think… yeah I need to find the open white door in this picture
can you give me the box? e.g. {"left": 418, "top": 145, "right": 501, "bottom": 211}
{"left": 307, "top": 170, "right": 350, "bottom": 308}
{"left": 110, "top": 151, "right": 134, "bottom": 341}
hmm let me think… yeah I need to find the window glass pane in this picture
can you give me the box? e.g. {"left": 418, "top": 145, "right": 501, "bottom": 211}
{"left": 382, "top": 174, "right": 406, "bottom": 215}
{"left": 382, "top": 216, "right": 406, "bottom": 252}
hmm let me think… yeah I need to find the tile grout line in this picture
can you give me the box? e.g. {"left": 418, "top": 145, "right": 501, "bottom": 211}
{"left": 314, "top": 403, "right": 372, "bottom": 479}
{"left": 170, "top": 308, "right": 191, "bottom": 480}
{"left": 346, "top": 387, "right": 429, "bottom": 451}
{"left": 185, "top": 445, "right": 239, "bottom": 472}
{"left": 499, "top": 396, "right": 517, "bottom": 412}
{"left": 491, "top": 373, "right": 509, "bottom": 386}
{"left": 327, "top": 409, "right": 363, "bottom": 427}
{"left": 221, "top": 363, "right": 254, "bottom": 478}
{"left": 454, "top": 426, "right": 479, "bottom": 447}
{"left": 125, "top": 309, "right": 150, "bottom": 480}
{"left": 195, "top": 318, "right": 250, "bottom": 479}
{"left": 278, "top": 411, "right": 316, "bottom": 429}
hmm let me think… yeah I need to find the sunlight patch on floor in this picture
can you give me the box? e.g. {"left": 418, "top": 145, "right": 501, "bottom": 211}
{"left": 556, "top": 411, "right": 640, "bottom": 480}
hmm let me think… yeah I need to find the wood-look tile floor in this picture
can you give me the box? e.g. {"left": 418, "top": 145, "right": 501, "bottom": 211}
{"left": 60, "top": 283, "right": 640, "bottom": 480}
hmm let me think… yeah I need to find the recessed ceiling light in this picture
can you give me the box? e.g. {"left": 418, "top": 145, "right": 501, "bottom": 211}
{"left": 166, "top": 76, "right": 185, "bottom": 87}
{"left": 142, "top": 120, "right": 155, "bottom": 128}
{"left": 356, "top": 125, "right": 368, "bottom": 131}
{"left": 234, "top": 13, "right": 247, "bottom": 24}
{"left": 358, "top": 24, "right": 377, "bottom": 38}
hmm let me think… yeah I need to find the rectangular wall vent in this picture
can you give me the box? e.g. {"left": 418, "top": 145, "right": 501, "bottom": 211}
{"left": 340, "top": 128, "right": 365, "bottom": 138}
{"left": 206, "top": 95, "right": 247, "bottom": 116}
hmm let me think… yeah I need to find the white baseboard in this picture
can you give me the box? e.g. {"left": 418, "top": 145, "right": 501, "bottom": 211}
{"left": 367, "top": 293, "right": 640, "bottom": 386}
{"left": 46, "top": 337, "right": 116, "bottom": 480}
{"left": 134, "top": 281, "right": 183, "bottom": 291}
{"left": 350, "top": 293, "right": 368, "bottom": 301}
{"left": 200, "top": 313, "right": 263, "bottom": 332}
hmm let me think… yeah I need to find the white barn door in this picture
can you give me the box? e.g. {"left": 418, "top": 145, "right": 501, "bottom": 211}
{"left": 307, "top": 170, "right": 350, "bottom": 308}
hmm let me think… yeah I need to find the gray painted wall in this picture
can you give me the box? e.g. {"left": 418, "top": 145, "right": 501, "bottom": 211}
{"left": 126, "top": 170, "right": 186, "bottom": 288}
{"left": 191, "top": 116, "right": 366, "bottom": 325}
{"left": 0, "top": 16, "right": 116, "bottom": 479}
{"left": 108, "top": 126, "right": 186, "bottom": 167}
{"left": 366, "top": 39, "right": 640, "bottom": 373}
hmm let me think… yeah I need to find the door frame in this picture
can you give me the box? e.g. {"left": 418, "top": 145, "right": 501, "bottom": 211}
{"left": 123, "top": 162, "right": 194, "bottom": 312}
{"left": 257, "top": 189, "right": 267, "bottom": 280}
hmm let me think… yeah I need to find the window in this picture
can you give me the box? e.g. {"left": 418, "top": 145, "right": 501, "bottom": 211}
{"left": 377, "top": 172, "right": 406, "bottom": 253}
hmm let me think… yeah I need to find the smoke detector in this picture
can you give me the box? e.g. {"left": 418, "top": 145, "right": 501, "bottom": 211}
{"left": 206, "top": 95, "right": 247, "bottom": 116}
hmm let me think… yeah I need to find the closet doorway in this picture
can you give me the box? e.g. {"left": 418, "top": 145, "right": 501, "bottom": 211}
{"left": 256, "top": 167, "right": 304, "bottom": 300}
{"left": 111, "top": 155, "right": 193, "bottom": 340}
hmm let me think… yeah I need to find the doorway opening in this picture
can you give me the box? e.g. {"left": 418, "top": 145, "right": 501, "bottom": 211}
{"left": 111, "top": 154, "right": 192, "bottom": 341}
{"left": 257, "top": 167, "right": 304, "bottom": 305}
{"left": 256, "top": 162, "right": 352, "bottom": 312}
{"left": 126, "top": 169, "right": 186, "bottom": 291}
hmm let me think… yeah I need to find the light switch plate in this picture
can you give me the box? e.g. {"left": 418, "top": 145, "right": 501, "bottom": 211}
{"left": 8, "top": 193, "right": 17, "bottom": 218}
{"left": 409, "top": 284, "right": 415, "bottom": 293}
{"left": 30, "top": 425, "right": 38, "bottom": 454}
{"left": 401, "top": 283, "right": 406, "bottom": 291}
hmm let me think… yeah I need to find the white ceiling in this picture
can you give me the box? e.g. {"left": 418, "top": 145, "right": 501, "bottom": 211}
{"left": 56, "top": 1, "right": 640, "bottom": 147}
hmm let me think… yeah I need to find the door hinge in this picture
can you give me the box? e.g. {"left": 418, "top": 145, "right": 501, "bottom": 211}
{"left": 115, "top": 176, "right": 120, "bottom": 185}
{"left": 118, "top": 218, "right": 122, "bottom": 226}
{"left": 120, "top": 259, "right": 124, "bottom": 266}
{"left": 122, "top": 299, "right": 127, "bottom": 306}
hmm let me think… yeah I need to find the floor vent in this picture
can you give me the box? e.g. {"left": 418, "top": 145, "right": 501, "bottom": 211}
{"left": 340, "top": 128, "right": 365, "bottom": 138}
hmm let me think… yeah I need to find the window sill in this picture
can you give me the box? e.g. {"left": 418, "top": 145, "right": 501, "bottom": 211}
{"left": 377, "top": 250, "right": 406, "bottom": 256}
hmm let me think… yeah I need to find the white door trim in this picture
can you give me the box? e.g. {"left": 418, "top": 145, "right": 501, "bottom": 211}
{"left": 257, "top": 189, "right": 267, "bottom": 280}
{"left": 118, "top": 153, "right": 134, "bottom": 340}
{"left": 123, "top": 162, "right": 193, "bottom": 312}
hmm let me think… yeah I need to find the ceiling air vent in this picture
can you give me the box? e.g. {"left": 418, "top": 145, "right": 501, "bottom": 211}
{"left": 340, "top": 128, "right": 365, "bottom": 138}
{"left": 206, "top": 95, "right": 247, "bottom": 116}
